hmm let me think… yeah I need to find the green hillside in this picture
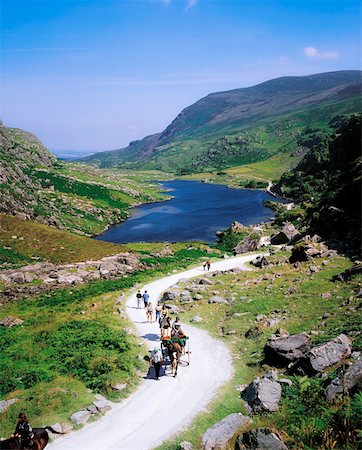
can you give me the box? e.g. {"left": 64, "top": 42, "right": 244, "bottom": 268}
{"left": 0, "top": 122, "right": 170, "bottom": 235}
{"left": 80, "top": 71, "right": 362, "bottom": 175}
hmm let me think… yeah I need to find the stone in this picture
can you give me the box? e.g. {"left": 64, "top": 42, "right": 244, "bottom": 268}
{"left": 161, "top": 290, "right": 180, "bottom": 302}
{"left": 299, "top": 334, "right": 352, "bottom": 375}
{"left": 179, "top": 441, "right": 193, "bottom": 450}
{"left": 234, "top": 234, "right": 262, "bottom": 254}
{"left": 202, "top": 413, "right": 251, "bottom": 450}
{"left": 208, "top": 296, "right": 228, "bottom": 304}
{"left": 9, "top": 272, "right": 25, "bottom": 283}
{"left": 270, "top": 222, "right": 300, "bottom": 245}
{"left": 0, "top": 316, "right": 24, "bottom": 328}
{"left": 193, "top": 294, "right": 203, "bottom": 301}
{"left": 309, "top": 265, "right": 319, "bottom": 273}
{"left": 321, "top": 293, "right": 331, "bottom": 299}
{"left": 325, "top": 359, "right": 362, "bottom": 403}
{"left": 111, "top": 383, "right": 127, "bottom": 392}
{"left": 93, "top": 395, "right": 112, "bottom": 412}
{"left": 191, "top": 315, "right": 203, "bottom": 323}
{"left": 57, "top": 274, "right": 83, "bottom": 284}
{"left": 244, "top": 377, "right": 282, "bottom": 413}
{"left": 70, "top": 410, "right": 91, "bottom": 424}
{"left": 199, "top": 278, "right": 213, "bottom": 285}
{"left": 235, "top": 428, "right": 289, "bottom": 450}
{"left": 251, "top": 256, "right": 272, "bottom": 268}
{"left": 86, "top": 404, "right": 98, "bottom": 414}
{"left": 264, "top": 332, "right": 311, "bottom": 367}
{"left": 47, "top": 423, "right": 63, "bottom": 436}
{"left": 0, "top": 398, "right": 18, "bottom": 413}
{"left": 165, "top": 304, "right": 181, "bottom": 314}
{"left": 245, "top": 326, "right": 262, "bottom": 339}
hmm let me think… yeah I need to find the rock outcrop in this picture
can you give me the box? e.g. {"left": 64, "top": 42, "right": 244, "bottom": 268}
{"left": 271, "top": 222, "right": 300, "bottom": 245}
{"left": 264, "top": 332, "right": 312, "bottom": 367}
{"left": 202, "top": 413, "right": 251, "bottom": 450}
{"left": 325, "top": 359, "right": 362, "bottom": 403}
{"left": 244, "top": 377, "right": 282, "bottom": 414}
{"left": 235, "top": 428, "right": 289, "bottom": 450}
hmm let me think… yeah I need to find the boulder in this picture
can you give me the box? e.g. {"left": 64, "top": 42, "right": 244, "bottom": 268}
{"left": 234, "top": 234, "right": 262, "bottom": 254}
{"left": 332, "top": 265, "right": 362, "bottom": 283}
{"left": 180, "top": 291, "right": 192, "bottom": 302}
{"left": 191, "top": 315, "right": 203, "bottom": 323}
{"left": 325, "top": 359, "right": 362, "bottom": 403}
{"left": 0, "top": 398, "right": 18, "bottom": 413}
{"left": 111, "top": 383, "right": 127, "bottom": 392}
{"left": 289, "top": 242, "right": 329, "bottom": 264}
{"left": 70, "top": 410, "right": 91, "bottom": 424}
{"left": 161, "top": 290, "right": 180, "bottom": 302}
{"left": 165, "top": 304, "right": 181, "bottom": 314}
{"left": 251, "top": 256, "right": 272, "bottom": 268}
{"left": 93, "top": 396, "right": 112, "bottom": 412}
{"left": 271, "top": 223, "right": 300, "bottom": 245}
{"left": 264, "top": 332, "right": 311, "bottom": 366}
{"left": 244, "top": 377, "right": 282, "bottom": 413}
{"left": 235, "top": 428, "right": 289, "bottom": 450}
{"left": 202, "top": 413, "right": 251, "bottom": 450}
{"left": 199, "top": 278, "right": 213, "bottom": 285}
{"left": 299, "top": 334, "right": 352, "bottom": 375}
{"left": 208, "top": 296, "right": 228, "bottom": 304}
{"left": 179, "top": 442, "right": 193, "bottom": 450}
{"left": 0, "top": 316, "right": 24, "bottom": 328}
{"left": 57, "top": 274, "right": 83, "bottom": 284}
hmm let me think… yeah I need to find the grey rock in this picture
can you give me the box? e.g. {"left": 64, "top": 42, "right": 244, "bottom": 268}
{"left": 236, "top": 428, "right": 289, "bottom": 450}
{"left": 0, "top": 316, "right": 24, "bottom": 328}
{"left": 264, "top": 332, "right": 311, "bottom": 366}
{"left": 321, "top": 292, "right": 331, "bottom": 299}
{"left": 271, "top": 222, "right": 300, "bottom": 245}
{"left": 191, "top": 315, "right": 203, "bottom": 323}
{"left": 244, "top": 378, "right": 282, "bottom": 413}
{"left": 301, "top": 334, "right": 352, "bottom": 375}
{"left": 193, "top": 294, "right": 203, "bottom": 301}
{"left": 93, "top": 395, "right": 112, "bottom": 412}
{"left": 165, "top": 304, "right": 181, "bottom": 314}
{"left": 70, "top": 410, "right": 91, "bottom": 424}
{"left": 208, "top": 296, "right": 228, "bottom": 304}
{"left": 202, "top": 413, "right": 251, "bottom": 450}
{"left": 325, "top": 359, "right": 362, "bottom": 403}
{"left": 179, "top": 441, "right": 193, "bottom": 450}
{"left": 199, "top": 278, "right": 213, "bottom": 285}
{"left": 86, "top": 405, "right": 98, "bottom": 414}
{"left": 0, "top": 398, "right": 18, "bottom": 413}
{"left": 161, "top": 290, "right": 179, "bottom": 302}
{"left": 111, "top": 383, "right": 127, "bottom": 392}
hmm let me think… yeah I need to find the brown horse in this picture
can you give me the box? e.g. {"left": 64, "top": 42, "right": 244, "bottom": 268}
{"left": 0, "top": 426, "right": 64, "bottom": 450}
{"left": 167, "top": 342, "right": 182, "bottom": 377}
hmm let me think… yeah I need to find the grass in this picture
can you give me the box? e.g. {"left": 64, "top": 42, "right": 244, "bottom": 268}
{"left": 156, "top": 252, "right": 361, "bottom": 449}
{"left": 0, "top": 214, "right": 125, "bottom": 269}
{"left": 0, "top": 242, "right": 220, "bottom": 436}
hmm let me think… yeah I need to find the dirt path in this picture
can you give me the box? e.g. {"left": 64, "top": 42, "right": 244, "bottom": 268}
{"left": 49, "top": 253, "right": 259, "bottom": 450}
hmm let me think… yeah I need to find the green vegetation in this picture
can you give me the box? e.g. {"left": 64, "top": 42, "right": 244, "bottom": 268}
{"left": 0, "top": 214, "right": 125, "bottom": 269}
{"left": 275, "top": 114, "right": 362, "bottom": 254}
{"left": 157, "top": 252, "right": 361, "bottom": 449}
{"left": 0, "top": 242, "right": 219, "bottom": 435}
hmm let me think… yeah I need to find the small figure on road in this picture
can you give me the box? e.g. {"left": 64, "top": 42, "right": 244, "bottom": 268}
{"left": 146, "top": 302, "right": 154, "bottom": 323}
{"left": 136, "top": 290, "right": 142, "bottom": 309}
{"left": 143, "top": 290, "right": 150, "bottom": 308}
{"left": 155, "top": 301, "right": 162, "bottom": 323}
{"left": 203, "top": 260, "right": 211, "bottom": 271}
{"left": 150, "top": 347, "right": 163, "bottom": 380}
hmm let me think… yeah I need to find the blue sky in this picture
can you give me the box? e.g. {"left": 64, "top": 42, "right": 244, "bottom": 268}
{"left": 1, "top": 0, "right": 361, "bottom": 153}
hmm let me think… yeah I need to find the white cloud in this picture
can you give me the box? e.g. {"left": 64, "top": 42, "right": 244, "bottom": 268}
{"left": 303, "top": 46, "right": 339, "bottom": 60}
{"left": 186, "top": 0, "right": 198, "bottom": 10}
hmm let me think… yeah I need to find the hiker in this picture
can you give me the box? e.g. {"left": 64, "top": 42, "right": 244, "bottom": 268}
{"left": 172, "top": 316, "right": 181, "bottom": 332}
{"left": 136, "top": 290, "right": 142, "bottom": 309}
{"left": 161, "top": 316, "right": 172, "bottom": 338}
{"left": 149, "top": 347, "right": 163, "bottom": 380}
{"left": 203, "top": 260, "right": 211, "bottom": 271}
{"left": 143, "top": 290, "right": 150, "bottom": 308}
{"left": 146, "top": 302, "right": 153, "bottom": 323}
{"left": 155, "top": 301, "right": 162, "bottom": 323}
{"left": 11, "top": 413, "right": 34, "bottom": 449}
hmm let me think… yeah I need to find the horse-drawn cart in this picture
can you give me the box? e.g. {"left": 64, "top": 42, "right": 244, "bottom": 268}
{"left": 161, "top": 336, "right": 190, "bottom": 376}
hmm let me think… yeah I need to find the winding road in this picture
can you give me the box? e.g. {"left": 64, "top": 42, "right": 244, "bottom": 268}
{"left": 49, "top": 253, "right": 258, "bottom": 450}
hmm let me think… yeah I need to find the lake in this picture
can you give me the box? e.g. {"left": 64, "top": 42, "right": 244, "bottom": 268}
{"left": 95, "top": 180, "right": 278, "bottom": 244}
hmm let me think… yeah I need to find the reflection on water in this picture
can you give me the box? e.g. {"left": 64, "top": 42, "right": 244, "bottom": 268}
{"left": 95, "top": 180, "right": 279, "bottom": 244}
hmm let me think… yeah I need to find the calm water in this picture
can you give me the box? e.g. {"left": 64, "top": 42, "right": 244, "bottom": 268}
{"left": 95, "top": 180, "right": 278, "bottom": 244}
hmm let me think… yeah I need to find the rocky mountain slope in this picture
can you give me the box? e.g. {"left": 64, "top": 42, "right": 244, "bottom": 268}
{"left": 80, "top": 70, "right": 362, "bottom": 173}
{"left": 0, "top": 122, "right": 168, "bottom": 235}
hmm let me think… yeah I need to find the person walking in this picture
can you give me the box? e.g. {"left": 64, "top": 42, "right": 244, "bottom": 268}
{"left": 143, "top": 290, "right": 150, "bottom": 308}
{"left": 155, "top": 301, "right": 162, "bottom": 323}
{"left": 146, "top": 302, "right": 153, "bottom": 323}
{"left": 136, "top": 290, "right": 142, "bottom": 309}
{"left": 149, "top": 347, "right": 163, "bottom": 380}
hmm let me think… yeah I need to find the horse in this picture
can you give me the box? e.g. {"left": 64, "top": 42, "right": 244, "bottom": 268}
{"left": 167, "top": 342, "right": 182, "bottom": 377}
{"left": 0, "top": 426, "right": 64, "bottom": 450}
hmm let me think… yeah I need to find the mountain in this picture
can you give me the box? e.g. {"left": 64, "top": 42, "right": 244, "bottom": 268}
{"left": 80, "top": 70, "right": 362, "bottom": 173}
{"left": 0, "top": 122, "right": 167, "bottom": 236}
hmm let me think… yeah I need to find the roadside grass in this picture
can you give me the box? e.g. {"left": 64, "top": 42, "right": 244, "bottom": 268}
{"left": 0, "top": 244, "right": 220, "bottom": 436}
{"left": 156, "top": 253, "right": 361, "bottom": 449}
{"left": 0, "top": 214, "right": 125, "bottom": 269}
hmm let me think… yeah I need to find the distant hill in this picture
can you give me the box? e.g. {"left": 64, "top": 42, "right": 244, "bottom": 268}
{"left": 80, "top": 70, "right": 362, "bottom": 173}
{"left": 0, "top": 122, "right": 167, "bottom": 235}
